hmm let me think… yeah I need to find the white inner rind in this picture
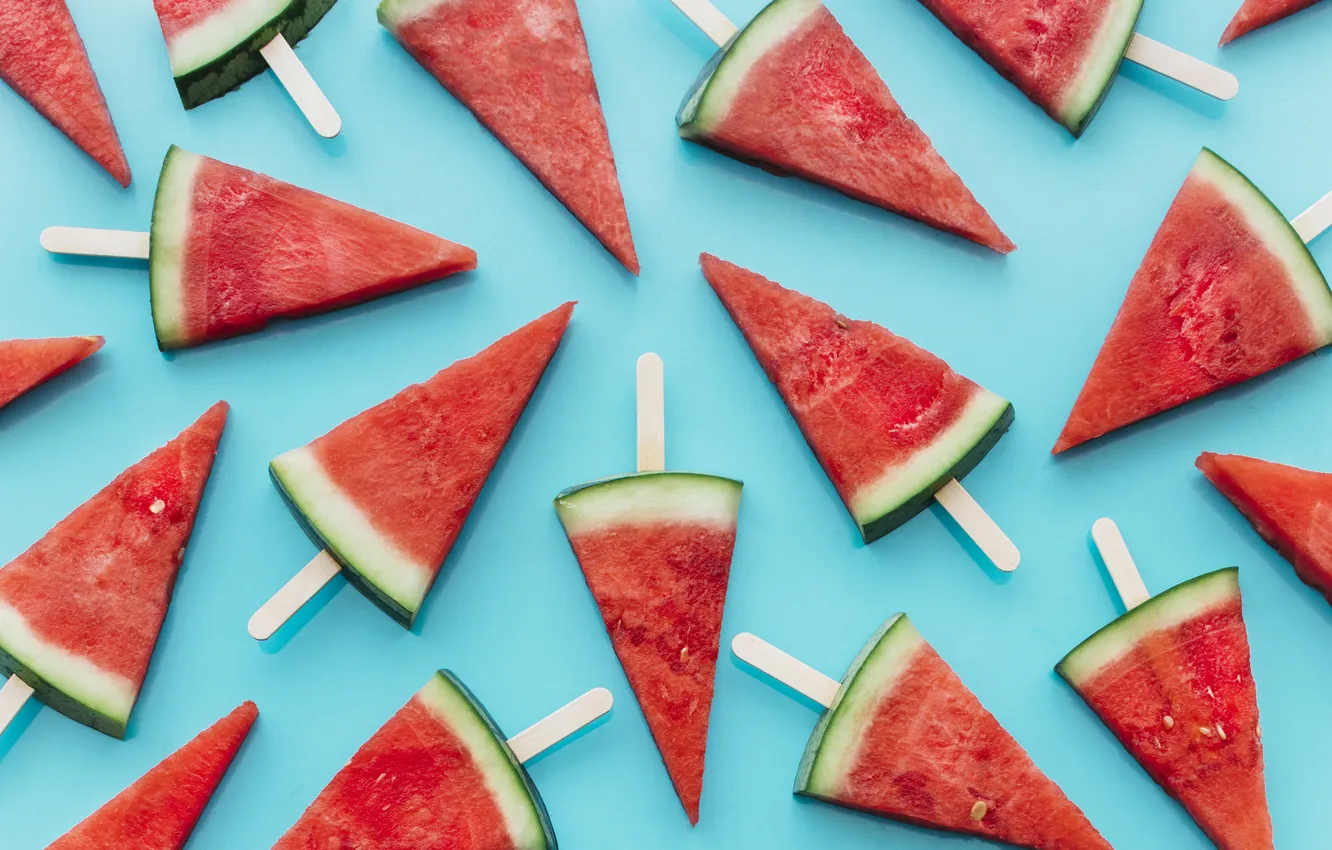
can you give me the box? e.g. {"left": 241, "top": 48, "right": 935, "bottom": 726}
{"left": 270, "top": 446, "right": 432, "bottom": 615}
{"left": 417, "top": 674, "right": 546, "bottom": 848}
{"left": 554, "top": 472, "right": 742, "bottom": 537}
{"left": 165, "top": 0, "right": 293, "bottom": 76}
{"left": 377, "top": 0, "right": 448, "bottom": 28}
{"left": 1057, "top": 0, "right": 1142, "bottom": 128}
{"left": 849, "top": 389, "right": 1010, "bottom": 525}
{"left": 1195, "top": 149, "right": 1332, "bottom": 345}
{"left": 149, "top": 148, "right": 203, "bottom": 347}
{"left": 1059, "top": 569, "right": 1239, "bottom": 686}
{"left": 803, "top": 615, "right": 922, "bottom": 794}
{"left": 0, "top": 602, "right": 136, "bottom": 725}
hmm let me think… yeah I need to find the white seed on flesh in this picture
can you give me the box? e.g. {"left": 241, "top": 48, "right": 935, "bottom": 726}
{"left": 1163, "top": 715, "right": 1175, "bottom": 730}
{"left": 970, "top": 801, "right": 988, "bottom": 821}
{"left": 150, "top": 499, "right": 166, "bottom": 514}
{"left": 1199, "top": 726, "right": 1212, "bottom": 736}
{"left": 1216, "top": 724, "right": 1226, "bottom": 741}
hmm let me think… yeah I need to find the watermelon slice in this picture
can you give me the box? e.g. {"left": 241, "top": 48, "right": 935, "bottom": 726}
{"left": 677, "top": 0, "right": 1013, "bottom": 254}
{"left": 379, "top": 0, "right": 639, "bottom": 274}
{"left": 1057, "top": 568, "right": 1273, "bottom": 850}
{"left": 700, "top": 253, "right": 1012, "bottom": 543}
{"left": 0, "top": 402, "right": 227, "bottom": 737}
{"left": 270, "top": 304, "right": 573, "bottom": 627}
{"left": 0, "top": 0, "right": 131, "bottom": 186}
{"left": 913, "top": 0, "right": 1143, "bottom": 136}
{"left": 152, "top": 0, "right": 339, "bottom": 109}
{"left": 1054, "top": 148, "right": 1332, "bottom": 453}
{"left": 273, "top": 671, "right": 554, "bottom": 849}
{"left": 799, "top": 615, "right": 1111, "bottom": 848}
{"left": 555, "top": 472, "right": 741, "bottom": 824}
{"left": 1198, "top": 451, "right": 1332, "bottom": 608}
{"left": 47, "top": 701, "right": 257, "bottom": 850}
{"left": 0, "top": 336, "right": 103, "bottom": 411}
{"left": 149, "top": 145, "right": 477, "bottom": 350}
{"left": 1221, "top": 0, "right": 1324, "bottom": 43}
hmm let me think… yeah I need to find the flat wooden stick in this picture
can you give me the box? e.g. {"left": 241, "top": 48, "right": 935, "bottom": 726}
{"left": 1293, "top": 191, "right": 1332, "bottom": 245}
{"left": 1091, "top": 518, "right": 1151, "bottom": 611}
{"left": 933, "top": 479, "right": 1020, "bottom": 572}
{"left": 732, "top": 633, "right": 840, "bottom": 709}
{"left": 667, "top": 0, "right": 737, "bottom": 48}
{"left": 248, "top": 550, "right": 341, "bottom": 640}
{"left": 40, "top": 227, "right": 149, "bottom": 260}
{"left": 259, "top": 33, "right": 342, "bottom": 139}
{"left": 0, "top": 674, "right": 35, "bottom": 737}
{"left": 637, "top": 353, "right": 666, "bottom": 473}
{"left": 506, "top": 687, "right": 614, "bottom": 763}
{"left": 1123, "top": 34, "right": 1239, "bottom": 101}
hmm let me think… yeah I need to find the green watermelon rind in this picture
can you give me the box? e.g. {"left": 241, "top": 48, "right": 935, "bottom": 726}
{"left": 795, "top": 613, "right": 917, "bottom": 798}
{"left": 553, "top": 471, "right": 743, "bottom": 537}
{"left": 855, "top": 392, "right": 1014, "bottom": 544}
{"left": 1056, "top": 567, "right": 1240, "bottom": 688}
{"left": 1054, "top": 0, "right": 1144, "bottom": 136}
{"left": 421, "top": 671, "right": 557, "bottom": 850}
{"left": 164, "top": 0, "right": 339, "bottom": 110}
{"left": 376, "top": 0, "right": 446, "bottom": 28}
{"left": 269, "top": 448, "right": 431, "bottom": 628}
{"left": 149, "top": 145, "right": 204, "bottom": 351}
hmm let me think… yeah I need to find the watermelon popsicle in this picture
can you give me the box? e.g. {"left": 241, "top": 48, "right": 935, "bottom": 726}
{"left": 730, "top": 626, "right": 1113, "bottom": 848}
{"left": 0, "top": 336, "right": 103, "bottom": 413}
{"left": 152, "top": 0, "right": 341, "bottom": 137}
{"left": 554, "top": 352, "right": 741, "bottom": 824}
{"left": 40, "top": 146, "right": 476, "bottom": 351}
{"left": 248, "top": 305, "right": 574, "bottom": 639}
{"left": 271, "top": 671, "right": 611, "bottom": 847}
{"left": 1054, "top": 150, "right": 1332, "bottom": 453}
{"left": 1057, "top": 519, "right": 1274, "bottom": 849}
{"left": 1222, "top": 0, "right": 1326, "bottom": 43}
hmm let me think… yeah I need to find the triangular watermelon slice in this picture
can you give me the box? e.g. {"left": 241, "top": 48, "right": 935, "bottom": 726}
{"left": 0, "top": 402, "right": 227, "bottom": 737}
{"left": 700, "top": 253, "right": 1012, "bottom": 543}
{"left": 273, "top": 671, "right": 554, "bottom": 849}
{"left": 379, "top": 0, "right": 639, "bottom": 273}
{"left": 0, "top": 0, "right": 131, "bottom": 186}
{"left": 800, "top": 615, "right": 1111, "bottom": 848}
{"left": 677, "top": 0, "right": 1013, "bottom": 253}
{"left": 270, "top": 304, "right": 573, "bottom": 627}
{"left": 1054, "top": 148, "right": 1332, "bottom": 453}
{"left": 555, "top": 472, "right": 742, "bottom": 824}
{"left": 1058, "top": 568, "right": 1273, "bottom": 850}
{"left": 1198, "top": 451, "right": 1332, "bottom": 607}
{"left": 913, "top": 0, "right": 1143, "bottom": 135}
{"left": 1221, "top": 0, "right": 1324, "bottom": 43}
{"left": 149, "top": 145, "right": 478, "bottom": 350}
{"left": 47, "top": 701, "right": 257, "bottom": 850}
{"left": 0, "top": 335, "right": 103, "bottom": 411}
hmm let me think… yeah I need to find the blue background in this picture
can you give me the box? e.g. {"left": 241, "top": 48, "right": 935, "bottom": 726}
{"left": 2, "top": 0, "right": 1330, "bottom": 846}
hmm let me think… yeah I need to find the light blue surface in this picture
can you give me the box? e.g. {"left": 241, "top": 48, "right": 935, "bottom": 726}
{"left": 1, "top": 0, "right": 1329, "bottom": 846}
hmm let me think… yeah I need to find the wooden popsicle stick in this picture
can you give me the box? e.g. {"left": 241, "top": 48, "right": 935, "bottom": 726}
{"left": 1292, "top": 191, "right": 1332, "bottom": 245}
{"left": 1090, "top": 518, "right": 1151, "bottom": 611}
{"left": 248, "top": 550, "right": 341, "bottom": 640}
{"left": 637, "top": 353, "right": 666, "bottom": 473}
{"left": 1123, "top": 34, "right": 1239, "bottom": 101}
{"left": 506, "top": 687, "right": 614, "bottom": 763}
{"left": 0, "top": 674, "right": 35, "bottom": 737}
{"left": 933, "top": 479, "right": 1020, "bottom": 572}
{"left": 40, "top": 227, "right": 149, "bottom": 260}
{"left": 732, "top": 633, "right": 840, "bottom": 709}
{"left": 667, "top": 0, "right": 737, "bottom": 48}
{"left": 259, "top": 33, "right": 342, "bottom": 139}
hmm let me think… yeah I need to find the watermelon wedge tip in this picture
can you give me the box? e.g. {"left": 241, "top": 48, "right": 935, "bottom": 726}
{"left": 1221, "top": 0, "right": 1324, "bottom": 43}
{"left": 0, "top": 336, "right": 103, "bottom": 412}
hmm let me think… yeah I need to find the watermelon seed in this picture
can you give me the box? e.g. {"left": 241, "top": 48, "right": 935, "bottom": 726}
{"left": 1199, "top": 726, "right": 1212, "bottom": 736}
{"left": 150, "top": 499, "right": 166, "bottom": 514}
{"left": 376, "top": 773, "right": 386, "bottom": 783}
{"left": 1216, "top": 724, "right": 1226, "bottom": 740}
{"left": 1257, "top": 724, "right": 1263, "bottom": 740}
{"left": 681, "top": 646, "right": 690, "bottom": 663}
{"left": 835, "top": 316, "right": 849, "bottom": 329}
{"left": 969, "top": 801, "right": 987, "bottom": 821}
{"left": 1206, "top": 687, "right": 1215, "bottom": 699}
{"left": 1163, "top": 715, "right": 1175, "bottom": 730}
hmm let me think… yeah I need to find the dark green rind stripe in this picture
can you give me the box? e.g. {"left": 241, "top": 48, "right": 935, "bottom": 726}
{"left": 149, "top": 145, "right": 186, "bottom": 351}
{"left": 0, "top": 645, "right": 127, "bottom": 739}
{"left": 1060, "top": 0, "right": 1144, "bottom": 137}
{"left": 554, "top": 470, "right": 742, "bottom": 502}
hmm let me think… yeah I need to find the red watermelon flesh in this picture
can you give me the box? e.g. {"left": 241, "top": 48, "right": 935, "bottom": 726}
{"left": 274, "top": 671, "right": 553, "bottom": 849}
{"left": 678, "top": 0, "right": 1012, "bottom": 254}
{"left": 1198, "top": 451, "right": 1332, "bottom": 606}
{"left": 0, "top": 402, "right": 227, "bottom": 737}
{"left": 555, "top": 472, "right": 742, "bottom": 824}
{"left": 1058, "top": 568, "right": 1272, "bottom": 850}
{"left": 0, "top": 0, "right": 130, "bottom": 186}
{"left": 0, "top": 335, "right": 103, "bottom": 410}
{"left": 700, "top": 253, "right": 1012, "bottom": 543}
{"left": 48, "top": 701, "right": 257, "bottom": 850}
{"left": 799, "top": 616, "right": 1111, "bottom": 848}
{"left": 1054, "top": 148, "right": 1332, "bottom": 453}
{"left": 380, "top": 0, "right": 639, "bottom": 273}
{"left": 1221, "top": 0, "right": 1324, "bottom": 43}
{"left": 270, "top": 304, "right": 573, "bottom": 627}
{"left": 149, "top": 146, "right": 478, "bottom": 350}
